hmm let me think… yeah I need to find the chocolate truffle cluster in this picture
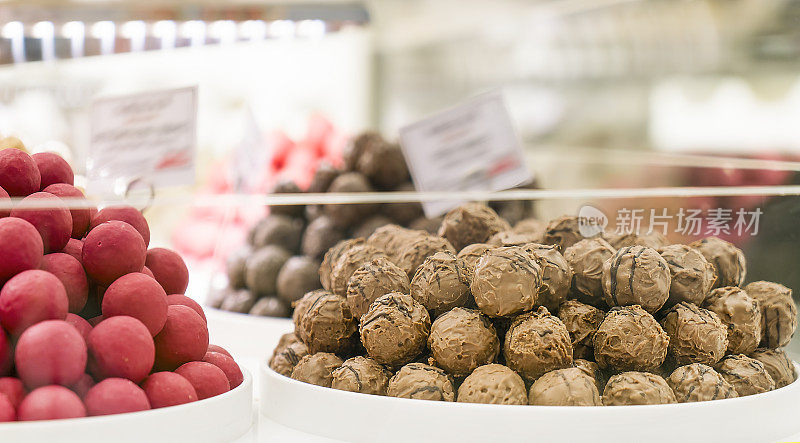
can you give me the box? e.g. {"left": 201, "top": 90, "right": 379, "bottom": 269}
{"left": 270, "top": 204, "right": 797, "bottom": 406}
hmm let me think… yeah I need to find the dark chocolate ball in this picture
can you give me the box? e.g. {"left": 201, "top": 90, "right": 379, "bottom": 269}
{"left": 324, "top": 173, "right": 378, "bottom": 229}
{"left": 276, "top": 256, "right": 322, "bottom": 304}
{"left": 219, "top": 289, "right": 258, "bottom": 314}
{"left": 268, "top": 179, "right": 304, "bottom": 217}
{"left": 249, "top": 297, "right": 290, "bottom": 317}
{"left": 226, "top": 246, "right": 251, "bottom": 290}
{"left": 382, "top": 182, "right": 423, "bottom": 225}
{"left": 301, "top": 216, "right": 345, "bottom": 259}
{"left": 245, "top": 246, "right": 290, "bottom": 296}
{"left": 251, "top": 215, "right": 304, "bottom": 253}
{"left": 307, "top": 162, "right": 340, "bottom": 194}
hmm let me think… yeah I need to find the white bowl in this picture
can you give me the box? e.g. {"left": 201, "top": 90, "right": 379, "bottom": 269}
{"left": 260, "top": 362, "right": 800, "bottom": 443}
{"left": 0, "top": 369, "right": 253, "bottom": 443}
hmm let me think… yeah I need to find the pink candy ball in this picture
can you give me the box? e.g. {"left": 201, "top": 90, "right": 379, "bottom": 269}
{"left": 10, "top": 192, "right": 73, "bottom": 253}
{"left": 102, "top": 273, "right": 167, "bottom": 336}
{"left": 90, "top": 206, "right": 150, "bottom": 247}
{"left": 0, "top": 217, "right": 44, "bottom": 283}
{"left": 145, "top": 248, "right": 189, "bottom": 295}
{"left": 175, "top": 361, "right": 230, "bottom": 400}
{"left": 15, "top": 320, "right": 87, "bottom": 389}
{"left": 166, "top": 294, "right": 206, "bottom": 322}
{"left": 0, "top": 270, "right": 68, "bottom": 336}
{"left": 203, "top": 351, "right": 243, "bottom": 389}
{"left": 42, "top": 184, "right": 91, "bottom": 238}
{"left": 84, "top": 378, "right": 150, "bottom": 416}
{"left": 82, "top": 221, "right": 146, "bottom": 286}
{"left": 141, "top": 372, "right": 197, "bottom": 409}
{"left": 0, "top": 149, "right": 40, "bottom": 197}
{"left": 33, "top": 153, "right": 74, "bottom": 189}
{"left": 87, "top": 316, "right": 154, "bottom": 383}
{"left": 41, "top": 253, "right": 88, "bottom": 314}
{"left": 153, "top": 305, "right": 208, "bottom": 371}
{"left": 18, "top": 385, "right": 86, "bottom": 421}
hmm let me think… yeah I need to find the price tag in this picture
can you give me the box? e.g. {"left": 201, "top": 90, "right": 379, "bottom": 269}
{"left": 87, "top": 86, "right": 197, "bottom": 196}
{"left": 399, "top": 90, "right": 532, "bottom": 217}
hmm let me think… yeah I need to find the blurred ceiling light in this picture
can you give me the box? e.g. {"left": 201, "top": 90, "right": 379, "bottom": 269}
{"left": 180, "top": 20, "right": 206, "bottom": 48}
{"left": 61, "top": 21, "right": 85, "bottom": 58}
{"left": 31, "top": 21, "right": 56, "bottom": 61}
{"left": 121, "top": 20, "right": 146, "bottom": 52}
{"left": 296, "top": 20, "right": 325, "bottom": 39}
{"left": 209, "top": 20, "right": 237, "bottom": 45}
{"left": 90, "top": 21, "right": 116, "bottom": 55}
{"left": 269, "top": 20, "right": 295, "bottom": 39}
{"left": 1, "top": 21, "right": 25, "bottom": 63}
{"left": 153, "top": 20, "right": 177, "bottom": 50}
{"left": 239, "top": 20, "right": 267, "bottom": 41}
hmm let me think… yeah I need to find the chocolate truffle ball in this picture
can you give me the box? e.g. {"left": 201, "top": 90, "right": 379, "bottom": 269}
{"left": 524, "top": 244, "right": 573, "bottom": 312}
{"left": 320, "top": 238, "right": 360, "bottom": 291}
{"left": 358, "top": 141, "right": 408, "bottom": 190}
{"left": 307, "top": 162, "right": 340, "bottom": 194}
{"left": 606, "top": 231, "right": 669, "bottom": 250}
{"left": 249, "top": 297, "right": 290, "bottom": 317}
{"left": 543, "top": 215, "right": 588, "bottom": 251}
{"left": 513, "top": 217, "right": 547, "bottom": 236}
{"left": 352, "top": 215, "right": 393, "bottom": 240}
{"left": 429, "top": 307, "right": 499, "bottom": 377}
{"left": 660, "top": 302, "right": 728, "bottom": 366}
{"left": 323, "top": 172, "right": 377, "bottom": 229}
{"left": 251, "top": 215, "right": 304, "bottom": 253}
{"left": 395, "top": 232, "right": 456, "bottom": 278}
{"left": 219, "top": 289, "right": 257, "bottom": 314}
{"left": 331, "top": 356, "right": 391, "bottom": 395}
{"left": 716, "top": 354, "right": 775, "bottom": 397}
{"left": 387, "top": 363, "right": 455, "bottom": 401}
{"left": 438, "top": 203, "right": 510, "bottom": 251}
{"left": 573, "top": 359, "right": 603, "bottom": 388}
{"left": 410, "top": 251, "right": 471, "bottom": 316}
{"left": 291, "top": 353, "right": 343, "bottom": 388}
{"left": 564, "top": 237, "right": 615, "bottom": 307}
{"left": 667, "top": 363, "right": 737, "bottom": 402}
{"left": 301, "top": 216, "right": 345, "bottom": 260}
{"left": 557, "top": 300, "right": 605, "bottom": 360}
{"left": 602, "top": 371, "right": 677, "bottom": 405}
{"left": 268, "top": 179, "right": 304, "bottom": 218}
{"left": 327, "top": 240, "right": 388, "bottom": 297}
{"left": 226, "top": 246, "right": 250, "bottom": 290}
{"left": 346, "top": 257, "right": 410, "bottom": 319}
{"left": 293, "top": 290, "right": 357, "bottom": 354}
{"left": 744, "top": 281, "right": 797, "bottom": 349}
{"left": 245, "top": 245, "right": 290, "bottom": 296}
{"left": 343, "top": 132, "right": 382, "bottom": 171}
{"left": 659, "top": 244, "right": 717, "bottom": 307}
{"left": 456, "top": 243, "right": 493, "bottom": 274}
{"left": 486, "top": 230, "right": 542, "bottom": 248}
{"left": 601, "top": 246, "right": 671, "bottom": 313}
{"left": 504, "top": 306, "right": 572, "bottom": 380}
{"left": 277, "top": 256, "right": 321, "bottom": 304}
{"left": 529, "top": 367, "right": 601, "bottom": 406}
{"left": 269, "top": 339, "right": 309, "bottom": 377}
{"left": 750, "top": 348, "right": 796, "bottom": 388}
{"left": 703, "top": 286, "right": 761, "bottom": 354}
{"left": 360, "top": 293, "right": 430, "bottom": 367}
{"left": 457, "top": 364, "right": 527, "bottom": 405}
{"left": 382, "top": 182, "right": 423, "bottom": 225}
{"left": 366, "top": 225, "right": 413, "bottom": 257}
{"left": 593, "top": 305, "right": 669, "bottom": 372}
{"left": 690, "top": 237, "right": 746, "bottom": 288}
{"left": 471, "top": 246, "right": 542, "bottom": 317}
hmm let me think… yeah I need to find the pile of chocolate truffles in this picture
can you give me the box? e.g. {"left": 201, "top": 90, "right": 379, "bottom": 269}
{"left": 213, "top": 132, "right": 534, "bottom": 318}
{"left": 270, "top": 205, "right": 797, "bottom": 406}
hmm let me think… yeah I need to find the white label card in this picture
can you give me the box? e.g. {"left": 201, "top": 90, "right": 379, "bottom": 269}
{"left": 87, "top": 86, "right": 197, "bottom": 196}
{"left": 399, "top": 90, "right": 532, "bottom": 217}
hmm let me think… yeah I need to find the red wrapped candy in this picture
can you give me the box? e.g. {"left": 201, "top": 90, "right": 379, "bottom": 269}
{"left": 82, "top": 221, "right": 146, "bottom": 285}
{"left": 84, "top": 378, "right": 150, "bottom": 416}
{"left": 141, "top": 372, "right": 197, "bottom": 409}
{"left": 33, "top": 152, "right": 74, "bottom": 189}
{"left": 11, "top": 192, "right": 73, "bottom": 253}
{"left": 175, "top": 361, "right": 230, "bottom": 400}
{"left": 90, "top": 206, "right": 150, "bottom": 246}
{"left": 15, "top": 320, "right": 87, "bottom": 388}
{"left": 145, "top": 248, "right": 189, "bottom": 295}
{"left": 153, "top": 305, "right": 208, "bottom": 371}
{"left": 42, "top": 184, "right": 91, "bottom": 238}
{"left": 87, "top": 316, "right": 154, "bottom": 383}
{"left": 41, "top": 253, "right": 88, "bottom": 314}
{"left": 0, "top": 269, "right": 68, "bottom": 336}
{"left": 203, "top": 351, "right": 243, "bottom": 388}
{"left": 0, "top": 217, "right": 44, "bottom": 283}
{"left": 166, "top": 294, "right": 206, "bottom": 322}
{"left": 102, "top": 272, "right": 167, "bottom": 336}
{"left": 0, "top": 377, "right": 26, "bottom": 408}
{"left": 18, "top": 385, "right": 86, "bottom": 421}
{"left": 0, "top": 149, "right": 40, "bottom": 197}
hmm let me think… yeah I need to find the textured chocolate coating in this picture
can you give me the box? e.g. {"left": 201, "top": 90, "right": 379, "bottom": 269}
{"left": 504, "top": 307, "right": 573, "bottom": 380}
{"left": 387, "top": 363, "right": 455, "bottom": 401}
{"left": 366, "top": 225, "right": 415, "bottom": 259}
{"left": 276, "top": 256, "right": 322, "bottom": 304}
{"left": 744, "top": 281, "right": 797, "bottom": 348}
{"left": 557, "top": 300, "right": 605, "bottom": 361}
{"left": 606, "top": 231, "right": 669, "bottom": 250}
{"left": 382, "top": 182, "right": 423, "bottom": 225}
{"left": 660, "top": 302, "right": 728, "bottom": 366}
{"left": 667, "top": 363, "right": 737, "bottom": 402}
{"left": 320, "top": 238, "right": 361, "bottom": 292}
{"left": 573, "top": 359, "right": 603, "bottom": 389}
{"left": 457, "top": 364, "right": 527, "bottom": 405}
{"left": 703, "top": 286, "right": 761, "bottom": 354}
{"left": 512, "top": 217, "right": 547, "bottom": 237}
{"left": 564, "top": 238, "right": 616, "bottom": 307}
{"left": 409, "top": 217, "right": 443, "bottom": 234}
{"left": 356, "top": 140, "right": 409, "bottom": 190}
{"left": 360, "top": 293, "right": 431, "bottom": 366}
{"left": 601, "top": 246, "right": 671, "bottom": 313}
{"left": 471, "top": 246, "right": 542, "bottom": 317}
{"left": 293, "top": 290, "right": 357, "bottom": 354}
{"left": 245, "top": 245, "right": 290, "bottom": 296}
{"left": 301, "top": 216, "right": 345, "bottom": 260}
{"left": 268, "top": 179, "right": 304, "bottom": 217}
{"left": 307, "top": 162, "right": 340, "bottom": 194}
{"left": 543, "top": 216, "right": 588, "bottom": 251}
{"left": 438, "top": 203, "right": 510, "bottom": 251}
{"left": 529, "top": 367, "right": 601, "bottom": 406}
{"left": 593, "top": 305, "right": 669, "bottom": 372}
{"left": 275, "top": 332, "right": 300, "bottom": 351}
{"left": 290, "top": 353, "right": 344, "bottom": 387}
{"left": 486, "top": 231, "right": 542, "bottom": 248}
{"left": 328, "top": 242, "right": 388, "bottom": 297}
{"left": 331, "top": 356, "right": 391, "bottom": 395}
{"left": 343, "top": 132, "right": 382, "bottom": 171}
{"left": 395, "top": 232, "right": 456, "bottom": 278}
{"left": 346, "top": 257, "right": 410, "bottom": 319}
{"left": 270, "top": 338, "right": 309, "bottom": 377}
{"left": 429, "top": 307, "right": 500, "bottom": 377}
{"left": 323, "top": 172, "right": 378, "bottom": 229}
{"left": 220, "top": 289, "right": 258, "bottom": 313}
{"left": 251, "top": 215, "right": 304, "bottom": 252}
{"left": 602, "top": 371, "right": 677, "bottom": 406}
{"left": 410, "top": 251, "right": 471, "bottom": 316}
{"left": 352, "top": 215, "right": 393, "bottom": 240}
{"left": 715, "top": 354, "right": 775, "bottom": 396}
{"left": 249, "top": 296, "right": 290, "bottom": 317}
{"left": 524, "top": 244, "right": 573, "bottom": 312}
{"left": 750, "top": 348, "right": 796, "bottom": 388}
{"left": 226, "top": 246, "right": 251, "bottom": 289}
{"left": 456, "top": 243, "right": 493, "bottom": 274}
{"left": 690, "top": 237, "right": 746, "bottom": 288}
{"left": 659, "top": 244, "right": 717, "bottom": 307}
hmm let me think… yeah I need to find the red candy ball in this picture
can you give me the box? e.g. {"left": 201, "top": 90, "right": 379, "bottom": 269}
{"left": 145, "top": 248, "right": 189, "bottom": 295}
{"left": 33, "top": 152, "right": 74, "bottom": 189}
{"left": 207, "top": 345, "right": 232, "bottom": 358}
{"left": 60, "top": 238, "right": 83, "bottom": 262}
{"left": 41, "top": 253, "right": 88, "bottom": 314}
{"left": 69, "top": 373, "right": 94, "bottom": 398}
{"left": 166, "top": 294, "right": 206, "bottom": 322}
{"left": 82, "top": 221, "right": 146, "bottom": 285}
{"left": 0, "top": 394, "right": 14, "bottom": 422}
{"left": 153, "top": 305, "right": 208, "bottom": 371}
{"left": 64, "top": 313, "right": 92, "bottom": 342}
{"left": 141, "top": 266, "right": 154, "bottom": 279}
{"left": 11, "top": 192, "right": 73, "bottom": 253}
{"left": 142, "top": 372, "right": 197, "bottom": 409}
{"left": 90, "top": 206, "right": 150, "bottom": 246}
{"left": 84, "top": 378, "right": 150, "bottom": 416}
{"left": 0, "top": 377, "right": 26, "bottom": 408}
{"left": 203, "top": 351, "right": 243, "bottom": 388}
{"left": 102, "top": 273, "right": 167, "bottom": 336}
{"left": 18, "top": 385, "right": 86, "bottom": 421}
{"left": 43, "top": 184, "right": 91, "bottom": 238}
{"left": 87, "top": 316, "right": 154, "bottom": 383}
{"left": 0, "top": 328, "right": 10, "bottom": 376}
{"left": 15, "top": 320, "right": 86, "bottom": 389}
{"left": 175, "top": 361, "right": 230, "bottom": 400}
{"left": 0, "top": 270, "right": 68, "bottom": 336}
{"left": 0, "top": 217, "right": 44, "bottom": 283}
{"left": 0, "top": 149, "right": 41, "bottom": 197}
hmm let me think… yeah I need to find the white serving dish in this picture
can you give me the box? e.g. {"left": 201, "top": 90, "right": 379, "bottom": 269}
{"left": 260, "top": 361, "right": 800, "bottom": 443}
{"left": 0, "top": 369, "right": 253, "bottom": 443}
